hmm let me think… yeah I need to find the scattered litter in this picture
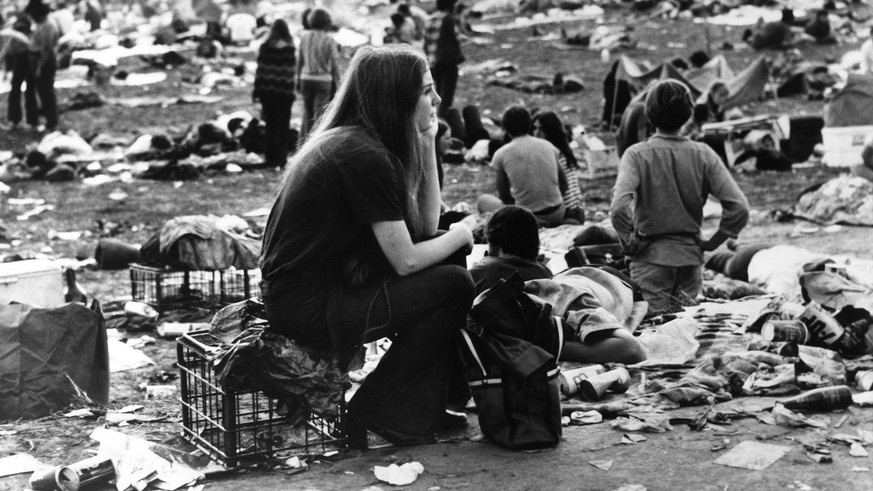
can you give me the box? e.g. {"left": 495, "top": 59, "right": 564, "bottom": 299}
{"left": 853, "top": 391, "right": 873, "bottom": 407}
{"left": 610, "top": 416, "right": 671, "bottom": 433}
{"left": 65, "top": 407, "right": 100, "bottom": 418}
{"left": 714, "top": 441, "right": 790, "bottom": 470}
{"left": 806, "top": 452, "right": 832, "bottom": 464}
{"left": 0, "top": 453, "right": 43, "bottom": 478}
{"left": 373, "top": 462, "right": 424, "bottom": 486}
{"left": 108, "top": 338, "right": 155, "bottom": 372}
{"left": 157, "top": 322, "right": 209, "bottom": 338}
{"left": 145, "top": 385, "right": 178, "bottom": 398}
{"left": 853, "top": 466, "right": 871, "bottom": 472}
{"left": 283, "top": 456, "right": 306, "bottom": 469}
{"left": 105, "top": 411, "right": 167, "bottom": 424}
{"left": 850, "top": 442, "right": 869, "bottom": 457}
{"left": 770, "top": 404, "right": 829, "bottom": 429}
{"left": 569, "top": 410, "right": 603, "bottom": 425}
{"left": 621, "top": 434, "right": 647, "bottom": 444}
{"left": 589, "top": 459, "right": 613, "bottom": 471}
{"left": 127, "top": 335, "right": 156, "bottom": 349}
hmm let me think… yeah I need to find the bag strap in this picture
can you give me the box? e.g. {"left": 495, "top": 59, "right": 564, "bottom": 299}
{"left": 555, "top": 315, "right": 564, "bottom": 362}
{"left": 461, "top": 329, "right": 488, "bottom": 379}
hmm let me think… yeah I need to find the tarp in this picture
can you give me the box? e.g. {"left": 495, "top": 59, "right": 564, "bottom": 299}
{"left": 0, "top": 302, "right": 109, "bottom": 419}
{"left": 823, "top": 74, "right": 873, "bottom": 127}
{"left": 613, "top": 54, "right": 769, "bottom": 110}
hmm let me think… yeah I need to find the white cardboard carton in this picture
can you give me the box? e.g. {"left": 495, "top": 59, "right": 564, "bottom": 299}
{"left": 0, "top": 259, "right": 65, "bottom": 308}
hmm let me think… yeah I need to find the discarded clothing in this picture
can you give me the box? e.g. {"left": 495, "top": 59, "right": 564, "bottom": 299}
{"left": 139, "top": 215, "right": 260, "bottom": 270}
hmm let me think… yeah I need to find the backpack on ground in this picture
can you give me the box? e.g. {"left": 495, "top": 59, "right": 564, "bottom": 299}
{"left": 458, "top": 273, "right": 564, "bottom": 450}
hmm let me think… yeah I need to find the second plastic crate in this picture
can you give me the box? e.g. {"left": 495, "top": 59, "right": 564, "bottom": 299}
{"left": 177, "top": 331, "right": 344, "bottom": 467}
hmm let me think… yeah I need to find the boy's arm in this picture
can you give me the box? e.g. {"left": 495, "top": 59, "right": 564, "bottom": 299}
{"left": 703, "top": 152, "right": 750, "bottom": 251}
{"left": 609, "top": 153, "right": 640, "bottom": 240}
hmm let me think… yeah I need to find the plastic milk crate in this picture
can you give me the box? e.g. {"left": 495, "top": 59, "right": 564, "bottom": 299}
{"left": 218, "top": 268, "right": 262, "bottom": 304}
{"left": 129, "top": 263, "right": 217, "bottom": 312}
{"left": 177, "top": 331, "right": 345, "bottom": 467}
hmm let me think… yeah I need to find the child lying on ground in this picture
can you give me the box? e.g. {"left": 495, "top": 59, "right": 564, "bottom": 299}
{"left": 469, "top": 205, "right": 646, "bottom": 364}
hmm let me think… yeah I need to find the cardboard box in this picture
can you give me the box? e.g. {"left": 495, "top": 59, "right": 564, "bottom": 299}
{"left": 0, "top": 259, "right": 64, "bottom": 308}
{"left": 821, "top": 125, "right": 873, "bottom": 167}
{"left": 579, "top": 146, "right": 619, "bottom": 180}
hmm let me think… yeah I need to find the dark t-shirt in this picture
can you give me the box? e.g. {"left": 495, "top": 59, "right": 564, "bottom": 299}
{"left": 469, "top": 256, "right": 552, "bottom": 294}
{"left": 260, "top": 126, "right": 406, "bottom": 322}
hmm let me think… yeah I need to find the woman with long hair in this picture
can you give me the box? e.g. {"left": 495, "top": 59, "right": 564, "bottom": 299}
{"left": 533, "top": 111, "right": 585, "bottom": 223}
{"left": 260, "top": 45, "right": 475, "bottom": 448}
{"left": 296, "top": 8, "right": 341, "bottom": 142}
{"left": 253, "top": 19, "right": 296, "bottom": 167}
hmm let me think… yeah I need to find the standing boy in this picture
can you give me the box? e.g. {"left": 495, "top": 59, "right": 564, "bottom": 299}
{"left": 610, "top": 80, "right": 749, "bottom": 314}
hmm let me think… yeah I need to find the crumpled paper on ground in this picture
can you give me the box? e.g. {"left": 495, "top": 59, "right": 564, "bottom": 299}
{"left": 610, "top": 415, "right": 672, "bottom": 433}
{"left": 373, "top": 462, "right": 424, "bottom": 486}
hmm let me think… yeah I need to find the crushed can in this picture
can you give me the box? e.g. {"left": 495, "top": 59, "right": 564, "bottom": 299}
{"left": 798, "top": 302, "right": 845, "bottom": 347}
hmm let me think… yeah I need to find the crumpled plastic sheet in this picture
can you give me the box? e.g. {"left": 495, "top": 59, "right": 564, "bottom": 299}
{"left": 213, "top": 327, "right": 347, "bottom": 424}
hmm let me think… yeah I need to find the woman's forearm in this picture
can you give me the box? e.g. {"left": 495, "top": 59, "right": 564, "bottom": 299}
{"left": 419, "top": 140, "right": 441, "bottom": 236}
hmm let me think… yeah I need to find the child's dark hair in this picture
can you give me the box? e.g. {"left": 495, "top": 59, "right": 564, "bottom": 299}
{"left": 645, "top": 80, "right": 693, "bottom": 132}
{"left": 436, "top": 0, "right": 457, "bottom": 12}
{"left": 487, "top": 205, "right": 540, "bottom": 260}
{"left": 398, "top": 4, "right": 411, "bottom": 15}
{"left": 502, "top": 106, "right": 532, "bottom": 137}
{"left": 390, "top": 12, "right": 405, "bottom": 27}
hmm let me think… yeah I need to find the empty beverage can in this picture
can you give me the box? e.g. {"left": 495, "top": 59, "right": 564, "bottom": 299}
{"left": 798, "top": 302, "right": 845, "bottom": 346}
{"left": 55, "top": 456, "right": 114, "bottom": 491}
{"left": 762, "top": 320, "right": 809, "bottom": 344}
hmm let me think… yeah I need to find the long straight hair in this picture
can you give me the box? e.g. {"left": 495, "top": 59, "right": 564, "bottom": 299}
{"left": 281, "top": 45, "right": 428, "bottom": 238}
{"left": 265, "top": 19, "right": 293, "bottom": 46}
{"left": 534, "top": 111, "right": 577, "bottom": 169}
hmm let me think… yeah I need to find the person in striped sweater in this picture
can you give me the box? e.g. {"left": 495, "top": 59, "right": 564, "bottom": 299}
{"left": 253, "top": 19, "right": 296, "bottom": 167}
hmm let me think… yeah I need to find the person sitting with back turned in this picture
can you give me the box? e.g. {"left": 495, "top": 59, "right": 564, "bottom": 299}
{"left": 478, "top": 105, "right": 570, "bottom": 228}
{"left": 469, "top": 205, "right": 553, "bottom": 294}
{"left": 260, "top": 45, "right": 475, "bottom": 449}
{"left": 470, "top": 205, "right": 646, "bottom": 364}
{"left": 610, "top": 80, "right": 750, "bottom": 315}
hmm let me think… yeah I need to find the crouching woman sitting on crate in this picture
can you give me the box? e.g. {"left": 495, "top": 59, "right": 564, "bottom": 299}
{"left": 259, "top": 45, "right": 476, "bottom": 449}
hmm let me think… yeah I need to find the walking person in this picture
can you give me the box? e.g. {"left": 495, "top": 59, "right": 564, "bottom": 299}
{"left": 260, "top": 45, "right": 475, "bottom": 449}
{"left": 25, "top": 0, "right": 59, "bottom": 132}
{"left": 296, "top": 8, "right": 341, "bottom": 143}
{"left": 253, "top": 19, "right": 296, "bottom": 167}
{"left": 424, "top": 0, "right": 464, "bottom": 117}
{"left": 1, "top": 15, "right": 38, "bottom": 130}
